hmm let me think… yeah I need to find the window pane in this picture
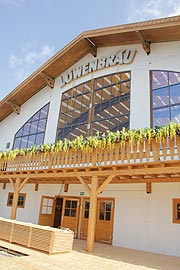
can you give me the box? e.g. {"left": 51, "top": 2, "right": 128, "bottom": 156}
{"left": 13, "top": 138, "right": 21, "bottom": 149}
{"left": 71, "top": 209, "right": 76, "bottom": 217}
{"left": 171, "top": 105, "right": 180, "bottom": 123}
{"left": 65, "top": 200, "right": 71, "bottom": 208}
{"left": 47, "top": 206, "right": 52, "bottom": 214}
{"left": 152, "top": 71, "right": 168, "bottom": 90}
{"left": 42, "top": 206, "right": 47, "bottom": 214}
{"left": 153, "top": 108, "right": 170, "bottom": 127}
{"left": 27, "top": 135, "right": 36, "bottom": 148}
{"left": 105, "top": 212, "right": 111, "bottom": 221}
{"left": 153, "top": 87, "right": 169, "bottom": 108}
{"left": 72, "top": 201, "right": 77, "bottom": 209}
{"left": 20, "top": 137, "right": 28, "bottom": 148}
{"left": 35, "top": 133, "right": 44, "bottom": 145}
{"left": 170, "top": 84, "right": 180, "bottom": 105}
{"left": 22, "top": 123, "right": 31, "bottom": 136}
{"left": 84, "top": 210, "right": 89, "bottom": 219}
{"left": 64, "top": 209, "right": 70, "bottom": 216}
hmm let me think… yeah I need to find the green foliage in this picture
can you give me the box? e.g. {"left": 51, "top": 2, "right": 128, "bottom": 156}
{"left": 0, "top": 122, "right": 179, "bottom": 161}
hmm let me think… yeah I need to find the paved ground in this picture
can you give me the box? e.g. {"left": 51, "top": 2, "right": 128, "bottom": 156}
{"left": 0, "top": 239, "right": 180, "bottom": 270}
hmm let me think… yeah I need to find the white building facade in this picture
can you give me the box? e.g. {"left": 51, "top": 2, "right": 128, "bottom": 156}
{"left": 0, "top": 16, "right": 180, "bottom": 256}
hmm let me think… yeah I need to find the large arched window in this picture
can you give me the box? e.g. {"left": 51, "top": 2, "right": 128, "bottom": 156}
{"left": 13, "top": 103, "right": 49, "bottom": 149}
{"left": 56, "top": 71, "right": 131, "bottom": 141}
{"left": 151, "top": 71, "right": 180, "bottom": 127}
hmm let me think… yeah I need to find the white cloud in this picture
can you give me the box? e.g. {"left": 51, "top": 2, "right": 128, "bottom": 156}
{"left": 1, "top": 0, "right": 24, "bottom": 7}
{"left": 127, "top": 0, "right": 180, "bottom": 23}
{"left": 9, "top": 42, "right": 55, "bottom": 82}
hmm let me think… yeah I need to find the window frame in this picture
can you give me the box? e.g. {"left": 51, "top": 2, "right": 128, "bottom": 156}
{"left": 7, "top": 192, "right": 26, "bottom": 208}
{"left": 172, "top": 198, "right": 180, "bottom": 224}
{"left": 13, "top": 103, "right": 50, "bottom": 149}
{"left": 56, "top": 71, "right": 131, "bottom": 141}
{"left": 150, "top": 70, "right": 180, "bottom": 127}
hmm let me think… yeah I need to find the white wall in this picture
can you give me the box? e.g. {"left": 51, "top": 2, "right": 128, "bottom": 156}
{"left": 0, "top": 182, "right": 180, "bottom": 256}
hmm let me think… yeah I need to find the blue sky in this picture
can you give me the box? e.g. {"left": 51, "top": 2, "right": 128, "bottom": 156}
{"left": 0, "top": 0, "right": 179, "bottom": 100}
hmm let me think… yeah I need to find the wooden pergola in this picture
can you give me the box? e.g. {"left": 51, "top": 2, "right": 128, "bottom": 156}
{"left": 1, "top": 137, "right": 180, "bottom": 252}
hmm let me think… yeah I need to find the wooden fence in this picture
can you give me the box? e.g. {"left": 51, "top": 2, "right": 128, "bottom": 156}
{"left": 1, "top": 136, "right": 180, "bottom": 172}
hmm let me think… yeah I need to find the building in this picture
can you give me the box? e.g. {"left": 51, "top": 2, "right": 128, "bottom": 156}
{"left": 0, "top": 16, "right": 180, "bottom": 256}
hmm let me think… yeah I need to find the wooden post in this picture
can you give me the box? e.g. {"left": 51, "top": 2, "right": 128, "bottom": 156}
{"left": 10, "top": 177, "right": 21, "bottom": 220}
{"left": 86, "top": 175, "right": 98, "bottom": 252}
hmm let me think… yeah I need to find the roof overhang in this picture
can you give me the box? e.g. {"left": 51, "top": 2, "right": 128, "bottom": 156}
{"left": 1, "top": 15, "right": 180, "bottom": 122}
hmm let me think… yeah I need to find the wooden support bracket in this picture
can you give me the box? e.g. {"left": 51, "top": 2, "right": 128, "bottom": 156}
{"left": 7, "top": 101, "right": 21, "bottom": 115}
{"left": 64, "top": 183, "right": 69, "bottom": 192}
{"left": 146, "top": 182, "right": 152, "bottom": 194}
{"left": 77, "top": 176, "right": 91, "bottom": 194}
{"left": 40, "top": 72, "right": 55, "bottom": 89}
{"left": 96, "top": 175, "right": 114, "bottom": 195}
{"left": 136, "top": 30, "right": 151, "bottom": 55}
{"left": 3, "top": 183, "right": 6, "bottom": 190}
{"left": 84, "top": 38, "right": 97, "bottom": 57}
{"left": 35, "top": 183, "right": 39, "bottom": 191}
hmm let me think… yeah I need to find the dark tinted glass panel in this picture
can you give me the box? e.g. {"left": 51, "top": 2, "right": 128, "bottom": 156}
{"left": 71, "top": 209, "right": 76, "bottom": 217}
{"left": 65, "top": 200, "right": 71, "bottom": 208}
{"left": 99, "top": 212, "right": 104, "bottom": 220}
{"left": 72, "top": 201, "right": 77, "bottom": 209}
{"left": 64, "top": 209, "right": 70, "bottom": 216}
{"left": 105, "top": 212, "right": 111, "bottom": 221}
{"left": 9, "top": 195, "right": 13, "bottom": 204}
{"left": 13, "top": 103, "right": 49, "bottom": 149}
{"left": 84, "top": 210, "right": 89, "bottom": 219}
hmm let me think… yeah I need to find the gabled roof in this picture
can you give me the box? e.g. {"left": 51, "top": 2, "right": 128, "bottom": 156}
{"left": 0, "top": 15, "right": 180, "bottom": 122}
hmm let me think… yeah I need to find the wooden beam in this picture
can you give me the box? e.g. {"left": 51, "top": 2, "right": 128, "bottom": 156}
{"left": 3, "top": 183, "right": 6, "bottom": 189}
{"left": 146, "top": 182, "right": 151, "bottom": 194}
{"left": 35, "top": 183, "right": 39, "bottom": 191}
{"left": 9, "top": 178, "right": 15, "bottom": 189}
{"left": 86, "top": 175, "right": 98, "bottom": 252}
{"left": 64, "top": 183, "right": 69, "bottom": 192}
{"left": 10, "top": 177, "right": 21, "bottom": 220}
{"left": 6, "top": 101, "right": 21, "bottom": 114}
{"left": 96, "top": 175, "right": 114, "bottom": 195}
{"left": 17, "top": 177, "right": 29, "bottom": 192}
{"left": 40, "top": 72, "right": 55, "bottom": 89}
{"left": 77, "top": 176, "right": 91, "bottom": 194}
{"left": 136, "top": 30, "right": 151, "bottom": 55}
{"left": 84, "top": 38, "right": 97, "bottom": 57}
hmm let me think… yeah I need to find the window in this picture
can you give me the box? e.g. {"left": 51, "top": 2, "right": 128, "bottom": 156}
{"left": 56, "top": 72, "right": 131, "bottom": 141}
{"left": 172, "top": 198, "right": 180, "bottom": 224}
{"left": 13, "top": 103, "right": 50, "bottom": 149}
{"left": 64, "top": 199, "right": 78, "bottom": 217}
{"left": 7, "top": 193, "right": 26, "bottom": 208}
{"left": 40, "top": 196, "right": 54, "bottom": 215}
{"left": 151, "top": 71, "right": 180, "bottom": 127}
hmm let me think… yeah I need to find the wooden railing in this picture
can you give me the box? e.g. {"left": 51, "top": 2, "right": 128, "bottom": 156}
{"left": 1, "top": 136, "right": 180, "bottom": 172}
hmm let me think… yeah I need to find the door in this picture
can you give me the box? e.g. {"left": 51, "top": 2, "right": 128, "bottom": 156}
{"left": 81, "top": 199, "right": 90, "bottom": 239}
{"left": 61, "top": 197, "right": 80, "bottom": 238}
{"left": 81, "top": 198, "right": 114, "bottom": 244}
{"left": 95, "top": 199, "right": 114, "bottom": 244}
{"left": 38, "top": 196, "right": 55, "bottom": 226}
{"left": 53, "top": 197, "right": 63, "bottom": 228}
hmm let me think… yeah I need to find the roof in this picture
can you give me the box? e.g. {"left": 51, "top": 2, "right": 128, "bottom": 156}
{"left": 1, "top": 15, "right": 180, "bottom": 122}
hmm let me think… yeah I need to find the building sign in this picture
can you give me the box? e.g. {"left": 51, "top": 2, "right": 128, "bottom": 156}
{"left": 60, "top": 49, "right": 136, "bottom": 87}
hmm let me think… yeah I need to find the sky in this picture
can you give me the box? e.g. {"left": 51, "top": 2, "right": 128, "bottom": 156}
{"left": 0, "top": 0, "right": 179, "bottom": 101}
